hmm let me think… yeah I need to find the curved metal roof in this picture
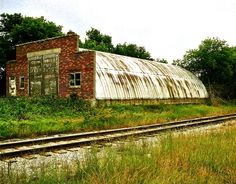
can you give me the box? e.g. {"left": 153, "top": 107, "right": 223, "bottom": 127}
{"left": 95, "top": 51, "right": 208, "bottom": 100}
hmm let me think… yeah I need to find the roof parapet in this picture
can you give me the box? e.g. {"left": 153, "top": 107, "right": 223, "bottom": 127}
{"left": 6, "top": 60, "right": 16, "bottom": 64}
{"left": 16, "top": 32, "right": 79, "bottom": 47}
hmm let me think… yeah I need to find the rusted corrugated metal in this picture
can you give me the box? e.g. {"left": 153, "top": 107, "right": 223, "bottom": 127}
{"left": 95, "top": 51, "right": 208, "bottom": 100}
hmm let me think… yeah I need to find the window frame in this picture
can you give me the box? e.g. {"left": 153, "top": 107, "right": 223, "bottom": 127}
{"left": 19, "top": 76, "right": 25, "bottom": 89}
{"left": 69, "top": 72, "right": 81, "bottom": 88}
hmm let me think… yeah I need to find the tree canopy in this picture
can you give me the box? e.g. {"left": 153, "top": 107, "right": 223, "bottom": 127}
{"left": 114, "top": 43, "right": 152, "bottom": 60}
{"left": 155, "top": 58, "right": 168, "bottom": 64}
{"left": 173, "top": 37, "right": 236, "bottom": 98}
{"left": 81, "top": 27, "right": 153, "bottom": 60}
{"left": 0, "top": 13, "right": 64, "bottom": 67}
{"left": 81, "top": 28, "right": 114, "bottom": 52}
{"left": 0, "top": 13, "right": 64, "bottom": 95}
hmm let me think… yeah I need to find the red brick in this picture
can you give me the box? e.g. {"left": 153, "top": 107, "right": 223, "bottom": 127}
{"left": 6, "top": 33, "right": 95, "bottom": 99}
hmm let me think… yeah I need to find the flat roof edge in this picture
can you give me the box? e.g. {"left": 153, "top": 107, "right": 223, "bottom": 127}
{"left": 16, "top": 33, "right": 79, "bottom": 47}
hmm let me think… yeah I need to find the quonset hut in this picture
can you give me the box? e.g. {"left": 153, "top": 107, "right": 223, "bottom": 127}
{"left": 6, "top": 32, "right": 208, "bottom": 104}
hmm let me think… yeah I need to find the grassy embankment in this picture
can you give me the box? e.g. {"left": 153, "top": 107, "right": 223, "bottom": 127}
{"left": 1, "top": 124, "right": 235, "bottom": 184}
{"left": 0, "top": 97, "right": 235, "bottom": 139}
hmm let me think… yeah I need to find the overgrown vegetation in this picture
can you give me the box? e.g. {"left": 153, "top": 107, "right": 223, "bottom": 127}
{"left": 0, "top": 97, "right": 235, "bottom": 139}
{"left": 173, "top": 38, "right": 236, "bottom": 99}
{"left": 80, "top": 27, "right": 153, "bottom": 60}
{"left": 1, "top": 125, "right": 235, "bottom": 184}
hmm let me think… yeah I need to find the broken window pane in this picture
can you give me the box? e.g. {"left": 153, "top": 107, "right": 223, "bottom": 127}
{"left": 69, "top": 72, "right": 81, "bottom": 87}
{"left": 20, "top": 76, "right": 24, "bottom": 89}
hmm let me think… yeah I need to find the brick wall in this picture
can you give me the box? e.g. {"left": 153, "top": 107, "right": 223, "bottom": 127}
{"left": 6, "top": 33, "right": 96, "bottom": 99}
{"left": 59, "top": 51, "right": 96, "bottom": 99}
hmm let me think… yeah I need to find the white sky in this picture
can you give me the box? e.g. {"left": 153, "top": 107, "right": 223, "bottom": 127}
{"left": 1, "top": 0, "right": 236, "bottom": 62}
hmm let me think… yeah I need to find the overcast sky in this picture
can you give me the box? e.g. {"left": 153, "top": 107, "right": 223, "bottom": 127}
{"left": 1, "top": 0, "right": 236, "bottom": 62}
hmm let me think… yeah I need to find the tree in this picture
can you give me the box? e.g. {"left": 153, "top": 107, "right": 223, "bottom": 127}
{"left": 81, "top": 28, "right": 113, "bottom": 52}
{"left": 0, "top": 13, "right": 64, "bottom": 95}
{"left": 81, "top": 28, "right": 153, "bottom": 60}
{"left": 114, "top": 43, "right": 152, "bottom": 60}
{"left": 174, "top": 37, "right": 236, "bottom": 98}
{"left": 172, "top": 59, "right": 185, "bottom": 67}
{"left": 228, "top": 46, "right": 236, "bottom": 98}
{"left": 155, "top": 58, "right": 168, "bottom": 64}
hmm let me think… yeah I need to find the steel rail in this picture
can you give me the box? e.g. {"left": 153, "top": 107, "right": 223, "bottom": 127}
{"left": 0, "top": 113, "right": 236, "bottom": 159}
{"left": 1, "top": 113, "right": 236, "bottom": 148}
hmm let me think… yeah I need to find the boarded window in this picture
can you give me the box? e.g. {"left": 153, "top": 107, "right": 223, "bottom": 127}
{"left": 28, "top": 54, "right": 59, "bottom": 96}
{"left": 69, "top": 72, "right": 81, "bottom": 87}
{"left": 19, "top": 76, "right": 24, "bottom": 89}
{"left": 9, "top": 76, "right": 16, "bottom": 96}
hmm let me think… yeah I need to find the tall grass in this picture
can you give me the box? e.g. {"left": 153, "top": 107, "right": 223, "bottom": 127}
{"left": 1, "top": 125, "right": 235, "bottom": 184}
{"left": 0, "top": 97, "right": 236, "bottom": 139}
{"left": 0, "top": 96, "right": 88, "bottom": 139}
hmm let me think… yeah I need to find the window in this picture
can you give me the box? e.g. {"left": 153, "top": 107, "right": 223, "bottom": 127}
{"left": 69, "top": 72, "right": 81, "bottom": 87}
{"left": 19, "top": 76, "right": 24, "bottom": 89}
{"left": 9, "top": 76, "right": 16, "bottom": 96}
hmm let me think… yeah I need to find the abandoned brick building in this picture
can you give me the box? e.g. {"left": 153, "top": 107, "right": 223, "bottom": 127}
{"left": 6, "top": 32, "right": 208, "bottom": 104}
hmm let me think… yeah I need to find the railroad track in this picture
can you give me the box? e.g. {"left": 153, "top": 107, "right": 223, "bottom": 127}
{"left": 1, "top": 113, "right": 236, "bottom": 160}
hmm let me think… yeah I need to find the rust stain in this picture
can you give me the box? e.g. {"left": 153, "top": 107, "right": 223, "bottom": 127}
{"left": 94, "top": 51, "right": 208, "bottom": 100}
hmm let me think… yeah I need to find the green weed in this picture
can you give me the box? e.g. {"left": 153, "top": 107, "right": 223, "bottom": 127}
{"left": 0, "top": 97, "right": 235, "bottom": 139}
{"left": 1, "top": 126, "right": 235, "bottom": 184}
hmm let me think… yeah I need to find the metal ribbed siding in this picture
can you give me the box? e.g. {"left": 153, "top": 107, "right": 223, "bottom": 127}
{"left": 95, "top": 51, "right": 208, "bottom": 100}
